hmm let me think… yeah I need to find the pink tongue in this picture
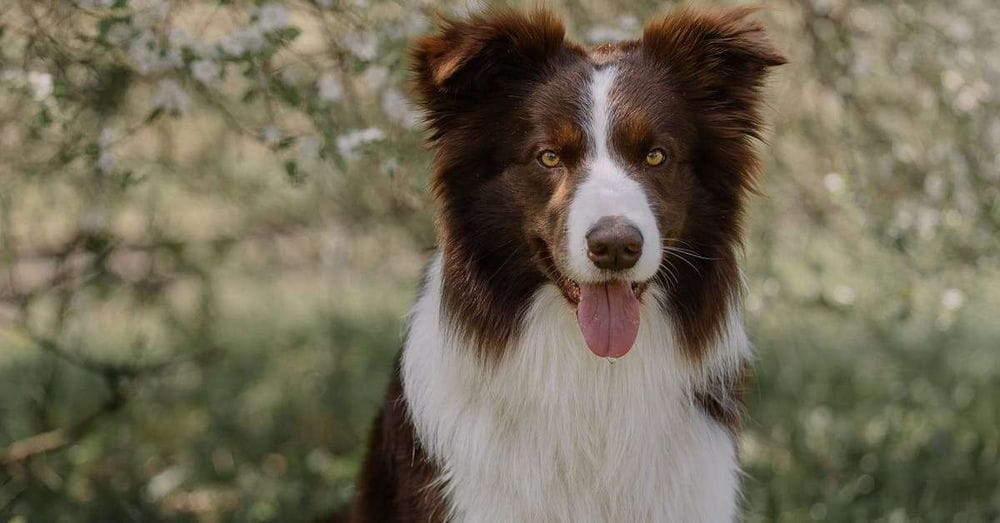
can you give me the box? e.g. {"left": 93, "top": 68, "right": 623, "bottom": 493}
{"left": 576, "top": 281, "right": 641, "bottom": 358}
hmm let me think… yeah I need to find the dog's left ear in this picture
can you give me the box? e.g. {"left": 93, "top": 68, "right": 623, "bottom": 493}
{"left": 642, "top": 6, "right": 786, "bottom": 140}
{"left": 412, "top": 8, "right": 565, "bottom": 93}
{"left": 411, "top": 8, "right": 566, "bottom": 139}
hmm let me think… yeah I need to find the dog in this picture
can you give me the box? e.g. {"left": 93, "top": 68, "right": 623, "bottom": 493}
{"left": 350, "top": 6, "right": 785, "bottom": 521}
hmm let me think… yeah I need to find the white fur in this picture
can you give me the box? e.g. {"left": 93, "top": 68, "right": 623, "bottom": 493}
{"left": 566, "top": 66, "right": 662, "bottom": 283}
{"left": 402, "top": 254, "right": 749, "bottom": 522}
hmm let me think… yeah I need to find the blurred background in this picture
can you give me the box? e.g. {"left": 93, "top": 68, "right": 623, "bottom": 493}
{"left": 0, "top": 0, "right": 997, "bottom": 521}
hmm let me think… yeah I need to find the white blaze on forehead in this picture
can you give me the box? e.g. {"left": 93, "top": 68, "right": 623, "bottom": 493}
{"left": 590, "top": 65, "right": 616, "bottom": 160}
{"left": 566, "top": 66, "right": 662, "bottom": 283}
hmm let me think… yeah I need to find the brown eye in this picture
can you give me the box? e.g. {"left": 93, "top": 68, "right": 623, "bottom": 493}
{"left": 646, "top": 148, "right": 666, "bottom": 166}
{"left": 539, "top": 150, "right": 561, "bottom": 168}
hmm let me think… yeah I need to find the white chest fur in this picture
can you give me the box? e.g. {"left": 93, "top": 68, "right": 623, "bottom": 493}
{"left": 402, "top": 254, "right": 749, "bottom": 522}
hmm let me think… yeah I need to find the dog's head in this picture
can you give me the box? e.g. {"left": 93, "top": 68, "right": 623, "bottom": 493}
{"left": 412, "top": 7, "right": 785, "bottom": 360}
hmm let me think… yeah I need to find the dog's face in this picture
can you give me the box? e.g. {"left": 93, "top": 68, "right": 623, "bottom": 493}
{"left": 413, "top": 8, "right": 784, "bottom": 360}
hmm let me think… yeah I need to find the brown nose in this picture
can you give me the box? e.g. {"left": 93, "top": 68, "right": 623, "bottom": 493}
{"left": 586, "top": 216, "right": 643, "bottom": 271}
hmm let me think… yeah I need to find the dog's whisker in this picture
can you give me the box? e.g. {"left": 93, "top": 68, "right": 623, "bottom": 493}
{"left": 661, "top": 249, "right": 702, "bottom": 274}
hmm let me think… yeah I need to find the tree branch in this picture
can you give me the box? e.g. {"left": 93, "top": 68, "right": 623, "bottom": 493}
{"left": 1, "top": 336, "right": 219, "bottom": 469}
{"left": 1, "top": 371, "right": 124, "bottom": 469}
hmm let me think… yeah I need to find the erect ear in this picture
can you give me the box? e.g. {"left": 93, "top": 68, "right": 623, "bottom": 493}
{"left": 642, "top": 6, "right": 786, "bottom": 140}
{"left": 411, "top": 8, "right": 566, "bottom": 134}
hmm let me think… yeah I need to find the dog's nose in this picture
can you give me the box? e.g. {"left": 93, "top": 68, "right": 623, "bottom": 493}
{"left": 586, "top": 216, "right": 643, "bottom": 271}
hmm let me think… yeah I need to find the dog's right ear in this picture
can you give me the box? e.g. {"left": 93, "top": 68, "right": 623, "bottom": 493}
{"left": 411, "top": 9, "right": 566, "bottom": 136}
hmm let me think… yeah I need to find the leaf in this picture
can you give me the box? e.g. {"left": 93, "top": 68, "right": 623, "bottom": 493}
{"left": 118, "top": 170, "right": 144, "bottom": 189}
{"left": 270, "top": 79, "right": 301, "bottom": 107}
{"left": 284, "top": 160, "right": 306, "bottom": 184}
{"left": 97, "top": 16, "right": 131, "bottom": 41}
{"left": 144, "top": 107, "right": 164, "bottom": 123}
{"left": 35, "top": 107, "right": 53, "bottom": 128}
{"left": 274, "top": 27, "right": 301, "bottom": 43}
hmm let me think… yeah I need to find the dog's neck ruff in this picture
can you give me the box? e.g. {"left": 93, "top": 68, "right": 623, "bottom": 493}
{"left": 401, "top": 252, "right": 750, "bottom": 522}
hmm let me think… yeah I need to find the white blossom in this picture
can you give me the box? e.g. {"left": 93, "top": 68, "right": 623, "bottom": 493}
{"left": 343, "top": 31, "right": 379, "bottom": 61}
{"left": 99, "top": 127, "right": 115, "bottom": 148}
{"left": 381, "top": 88, "right": 420, "bottom": 128}
{"left": 261, "top": 126, "right": 283, "bottom": 147}
{"left": 234, "top": 26, "right": 266, "bottom": 53}
{"left": 824, "top": 172, "right": 845, "bottom": 194}
{"left": 79, "top": 208, "right": 108, "bottom": 233}
{"left": 129, "top": 32, "right": 159, "bottom": 74}
{"left": 916, "top": 207, "right": 939, "bottom": 239}
{"left": 218, "top": 35, "right": 244, "bottom": 57}
{"left": 941, "top": 70, "right": 964, "bottom": 92}
{"left": 152, "top": 78, "right": 191, "bottom": 114}
{"left": 146, "top": 466, "right": 186, "bottom": 502}
{"left": 132, "top": 0, "right": 170, "bottom": 29}
{"left": 216, "top": 24, "right": 269, "bottom": 58}
{"left": 254, "top": 3, "right": 290, "bottom": 33}
{"left": 169, "top": 28, "right": 216, "bottom": 59}
{"left": 618, "top": 14, "right": 640, "bottom": 31}
{"left": 168, "top": 28, "right": 193, "bottom": 48}
{"left": 297, "top": 136, "right": 322, "bottom": 161}
{"left": 27, "top": 71, "right": 53, "bottom": 101}
{"left": 336, "top": 127, "right": 385, "bottom": 159}
{"left": 129, "top": 31, "right": 182, "bottom": 75}
{"left": 831, "top": 285, "right": 857, "bottom": 306}
{"left": 586, "top": 14, "right": 640, "bottom": 43}
{"left": 317, "top": 72, "right": 343, "bottom": 102}
{"left": 942, "top": 17, "right": 973, "bottom": 42}
{"left": 404, "top": 14, "right": 430, "bottom": 36}
{"left": 97, "top": 151, "right": 116, "bottom": 174}
{"left": 381, "top": 157, "right": 400, "bottom": 176}
{"left": 941, "top": 288, "right": 965, "bottom": 311}
{"left": 191, "top": 59, "right": 221, "bottom": 85}
{"left": 954, "top": 80, "right": 991, "bottom": 112}
{"left": 924, "top": 175, "right": 945, "bottom": 199}
{"left": 97, "top": 127, "right": 116, "bottom": 174}
{"left": 281, "top": 68, "right": 300, "bottom": 86}
{"left": 106, "top": 22, "right": 133, "bottom": 46}
{"left": 360, "top": 65, "right": 388, "bottom": 90}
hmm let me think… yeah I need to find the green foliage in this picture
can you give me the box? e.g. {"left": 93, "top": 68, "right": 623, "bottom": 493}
{"left": 0, "top": 0, "right": 998, "bottom": 521}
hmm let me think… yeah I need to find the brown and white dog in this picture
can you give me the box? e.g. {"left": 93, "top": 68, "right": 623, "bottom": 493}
{"left": 351, "top": 6, "right": 785, "bottom": 521}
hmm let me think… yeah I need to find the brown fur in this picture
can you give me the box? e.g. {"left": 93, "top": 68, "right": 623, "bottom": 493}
{"left": 351, "top": 6, "right": 784, "bottom": 520}
{"left": 640, "top": 6, "right": 786, "bottom": 359}
{"left": 350, "top": 359, "right": 446, "bottom": 522}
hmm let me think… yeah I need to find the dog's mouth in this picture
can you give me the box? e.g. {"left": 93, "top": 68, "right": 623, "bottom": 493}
{"left": 534, "top": 239, "right": 647, "bottom": 359}
{"left": 556, "top": 279, "right": 648, "bottom": 306}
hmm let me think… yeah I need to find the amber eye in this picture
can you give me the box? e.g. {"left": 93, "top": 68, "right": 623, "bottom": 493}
{"left": 539, "top": 150, "right": 561, "bottom": 168}
{"left": 646, "top": 148, "right": 666, "bottom": 166}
